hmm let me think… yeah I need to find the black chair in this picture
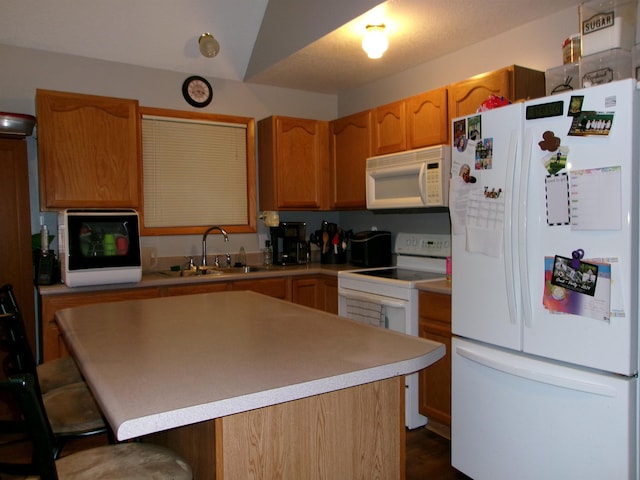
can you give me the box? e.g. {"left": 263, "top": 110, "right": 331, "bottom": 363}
{"left": 0, "top": 310, "right": 107, "bottom": 456}
{"left": 0, "top": 373, "right": 192, "bottom": 479}
{"left": 0, "top": 283, "right": 84, "bottom": 393}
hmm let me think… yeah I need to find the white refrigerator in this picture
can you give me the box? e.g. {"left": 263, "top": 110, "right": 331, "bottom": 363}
{"left": 449, "top": 78, "right": 638, "bottom": 480}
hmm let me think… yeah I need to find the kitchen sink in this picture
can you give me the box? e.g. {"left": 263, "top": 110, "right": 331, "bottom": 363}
{"left": 155, "top": 268, "right": 224, "bottom": 278}
{"left": 155, "top": 265, "right": 265, "bottom": 278}
{"left": 219, "top": 266, "right": 265, "bottom": 274}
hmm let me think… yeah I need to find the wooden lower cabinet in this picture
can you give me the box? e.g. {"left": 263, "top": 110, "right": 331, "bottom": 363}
{"left": 418, "top": 291, "right": 452, "bottom": 427}
{"left": 292, "top": 275, "right": 338, "bottom": 314}
{"left": 230, "top": 277, "right": 291, "bottom": 301}
{"left": 148, "top": 376, "right": 404, "bottom": 480}
{"left": 40, "top": 274, "right": 339, "bottom": 361}
{"left": 165, "top": 282, "right": 228, "bottom": 297}
{"left": 40, "top": 287, "right": 161, "bottom": 362}
{"left": 322, "top": 276, "right": 338, "bottom": 314}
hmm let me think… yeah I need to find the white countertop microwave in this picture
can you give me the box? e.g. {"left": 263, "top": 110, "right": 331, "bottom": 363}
{"left": 365, "top": 144, "right": 451, "bottom": 209}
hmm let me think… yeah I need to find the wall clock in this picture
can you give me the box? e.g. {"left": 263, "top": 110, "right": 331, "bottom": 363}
{"left": 182, "top": 75, "right": 213, "bottom": 108}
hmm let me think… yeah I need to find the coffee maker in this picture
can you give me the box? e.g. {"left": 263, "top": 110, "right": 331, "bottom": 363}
{"left": 269, "top": 222, "right": 307, "bottom": 265}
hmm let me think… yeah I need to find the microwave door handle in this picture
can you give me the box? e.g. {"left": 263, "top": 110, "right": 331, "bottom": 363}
{"left": 418, "top": 162, "right": 427, "bottom": 205}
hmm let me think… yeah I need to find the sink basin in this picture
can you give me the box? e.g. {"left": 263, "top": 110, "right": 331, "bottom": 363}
{"left": 154, "top": 265, "right": 265, "bottom": 278}
{"left": 155, "top": 268, "right": 225, "bottom": 278}
{"left": 219, "top": 266, "right": 265, "bottom": 274}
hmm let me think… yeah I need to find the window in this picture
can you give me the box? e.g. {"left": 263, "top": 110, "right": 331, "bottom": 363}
{"left": 139, "top": 107, "right": 256, "bottom": 235}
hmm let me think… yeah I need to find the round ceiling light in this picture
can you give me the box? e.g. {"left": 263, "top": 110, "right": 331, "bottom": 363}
{"left": 362, "top": 24, "right": 388, "bottom": 59}
{"left": 199, "top": 33, "right": 220, "bottom": 58}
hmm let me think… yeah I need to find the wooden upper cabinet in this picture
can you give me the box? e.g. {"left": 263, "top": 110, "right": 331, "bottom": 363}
{"left": 406, "top": 87, "right": 448, "bottom": 149}
{"left": 36, "top": 89, "right": 140, "bottom": 210}
{"left": 371, "top": 87, "right": 448, "bottom": 156}
{"left": 447, "top": 65, "right": 545, "bottom": 120}
{"left": 258, "top": 116, "right": 329, "bottom": 210}
{"left": 329, "top": 110, "right": 371, "bottom": 209}
{"left": 371, "top": 100, "right": 406, "bottom": 155}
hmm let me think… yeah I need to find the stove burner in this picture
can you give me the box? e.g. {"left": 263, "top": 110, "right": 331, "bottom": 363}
{"left": 355, "top": 268, "right": 443, "bottom": 282}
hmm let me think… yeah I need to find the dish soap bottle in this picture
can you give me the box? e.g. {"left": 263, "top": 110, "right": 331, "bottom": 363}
{"left": 263, "top": 240, "right": 272, "bottom": 266}
{"left": 40, "top": 224, "right": 49, "bottom": 252}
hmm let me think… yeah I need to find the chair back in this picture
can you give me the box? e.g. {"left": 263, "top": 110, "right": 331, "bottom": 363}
{"left": 0, "top": 373, "right": 59, "bottom": 480}
{"left": 0, "top": 283, "right": 20, "bottom": 315}
{"left": 0, "top": 311, "right": 39, "bottom": 386}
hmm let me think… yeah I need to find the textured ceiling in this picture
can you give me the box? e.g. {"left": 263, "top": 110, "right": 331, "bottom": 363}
{"left": 1, "top": 0, "right": 583, "bottom": 94}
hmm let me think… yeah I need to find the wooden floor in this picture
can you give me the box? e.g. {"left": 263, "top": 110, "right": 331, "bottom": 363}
{"left": 406, "top": 426, "right": 471, "bottom": 480}
{"left": 3, "top": 426, "right": 471, "bottom": 480}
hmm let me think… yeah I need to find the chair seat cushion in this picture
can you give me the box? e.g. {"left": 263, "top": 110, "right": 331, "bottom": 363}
{"left": 37, "top": 356, "right": 83, "bottom": 393}
{"left": 42, "top": 382, "right": 106, "bottom": 435}
{"left": 55, "top": 442, "right": 192, "bottom": 479}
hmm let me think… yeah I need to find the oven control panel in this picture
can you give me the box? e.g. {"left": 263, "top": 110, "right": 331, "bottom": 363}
{"left": 395, "top": 232, "right": 451, "bottom": 257}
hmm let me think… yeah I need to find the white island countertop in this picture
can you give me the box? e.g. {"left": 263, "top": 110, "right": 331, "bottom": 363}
{"left": 56, "top": 290, "right": 445, "bottom": 441}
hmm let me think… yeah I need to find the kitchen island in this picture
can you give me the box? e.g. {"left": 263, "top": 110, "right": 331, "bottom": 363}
{"left": 56, "top": 290, "right": 445, "bottom": 480}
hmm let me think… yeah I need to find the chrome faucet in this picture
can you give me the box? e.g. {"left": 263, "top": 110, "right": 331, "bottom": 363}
{"left": 202, "top": 226, "right": 229, "bottom": 267}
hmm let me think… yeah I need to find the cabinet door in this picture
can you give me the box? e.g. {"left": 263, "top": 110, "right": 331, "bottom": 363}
{"left": 0, "top": 138, "right": 36, "bottom": 354}
{"left": 322, "top": 276, "right": 338, "bottom": 314}
{"left": 372, "top": 100, "right": 406, "bottom": 155}
{"left": 418, "top": 291, "right": 452, "bottom": 427}
{"left": 40, "top": 287, "right": 160, "bottom": 361}
{"left": 166, "top": 282, "right": 229, "bottom": 297}
{"left": 447, "top": 65, "right": 545, "bottom": 120}
{"left": 447, "top": 68, "right": 511, "bottom": 120}
{"left": 406, "top": 88, "right": 448, "bottom": 149}
{"left": 258, "top": 116, "right": 329, "bottom": 210}
{"left": 230, "top": 277, "right": 291, "bottom": 301}
{"left": 292, "top": 277, "right": 320, "bottom": 309}
{"left": 36, "top": 89, "right": 140, "bottom": 210}
{"left": 329, "top": 111, "right": 371, "bottom": 209}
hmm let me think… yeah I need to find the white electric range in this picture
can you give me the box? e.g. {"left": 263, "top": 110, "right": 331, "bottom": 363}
{"left": 338, "top": 232, "right": 450, "bottom": 429}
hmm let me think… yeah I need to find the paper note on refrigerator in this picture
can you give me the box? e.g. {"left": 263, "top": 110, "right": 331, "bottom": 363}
{"left": 464, "top": 187, "right": 505, "bottom": 257}
{"left": 569, "top": 166, "right": 622, "bottom": 230}
{"left": 545, "top": 173, "right": 570, "bottom": 225}
{"left": 543, "top": 256, "right": 612, "bottom": 322}
{"left": 449, "top": 142, "right": 480, "bottom": 235}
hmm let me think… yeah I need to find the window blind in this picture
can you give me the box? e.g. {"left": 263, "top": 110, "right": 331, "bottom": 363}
{"left": 142, "top": 115, "right": 248, "bottom": 228}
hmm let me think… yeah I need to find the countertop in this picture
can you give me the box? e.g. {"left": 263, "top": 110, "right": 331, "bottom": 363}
{"left": 38, "top": 262, "right": 348, "bottom": 295}
{"left": 416, "top": 279, "right": 452, "bottom": 295}
{"left": 56, "top": 291, "right": 445, "bottom": 440}
{"left": 39, "top": 262, "right": 451, "bottom": 296}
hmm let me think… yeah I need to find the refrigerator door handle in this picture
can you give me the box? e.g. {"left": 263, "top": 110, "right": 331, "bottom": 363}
{"left": 455, "top": 345, "right": 617, "bottom": 397}
{"left": 504, "top": 129, "right": 519, "bottom": 324}
{"left": 519, "top": 130, "right": 534, "bottom": 328}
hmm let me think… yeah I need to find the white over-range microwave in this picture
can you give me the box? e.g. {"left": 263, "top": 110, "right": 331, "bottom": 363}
{"left": 365, "top": 144, "right": 451, "bottom": 210}
{"left": 58, "top": 209, "right": 142, "bottom": 287}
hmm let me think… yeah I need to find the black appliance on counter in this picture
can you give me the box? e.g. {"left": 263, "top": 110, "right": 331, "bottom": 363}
{"left": 269, "top": 222, "right": 307, "bottom": 265}
{"left": 349, "top": 231, "right": 392, "bottom": 268}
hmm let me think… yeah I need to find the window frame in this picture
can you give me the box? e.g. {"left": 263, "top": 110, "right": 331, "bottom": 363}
{"left": 138, "top": 106, "right": 256, "bottom": 236}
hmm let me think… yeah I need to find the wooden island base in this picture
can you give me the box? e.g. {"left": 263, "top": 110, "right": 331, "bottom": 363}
{"left": 148, "top": 377, "right": 405, "bottom": 480}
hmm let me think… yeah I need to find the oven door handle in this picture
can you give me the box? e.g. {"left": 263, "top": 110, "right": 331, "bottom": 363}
{"left": 338, "top": 288, "right": 407, "bottom": 308}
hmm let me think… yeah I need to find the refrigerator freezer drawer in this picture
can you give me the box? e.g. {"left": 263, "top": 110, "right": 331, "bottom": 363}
{"left": 452, "top": 337, "right": 637, "bottom": 480}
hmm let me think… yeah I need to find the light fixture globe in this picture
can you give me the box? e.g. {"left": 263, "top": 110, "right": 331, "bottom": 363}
{"left": 199, "top": 33, "right": 220, "bottom": 58}
{"left": 362, "top": 24, "right": 388, "bottom": 59}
